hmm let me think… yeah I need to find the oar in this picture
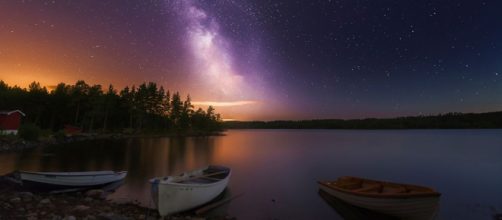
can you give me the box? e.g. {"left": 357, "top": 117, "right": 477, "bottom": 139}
{"left": 195, "top": 193, "right": 244, "bottom": 215}
{"left": 172, "top": 170, "right": 228, "bottom": 183}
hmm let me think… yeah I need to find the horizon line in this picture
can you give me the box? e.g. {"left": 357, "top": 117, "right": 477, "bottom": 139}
{"left": 223, "top": 110, "right": 502, "bottom": 122}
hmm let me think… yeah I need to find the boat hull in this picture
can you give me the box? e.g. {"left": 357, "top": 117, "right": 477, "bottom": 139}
{"left": 319, "top": 184, "right": 439, "bottom": 220}
{"left": 318, "top": 190, "right": 399, "bottom": 220}
{"left": 151, "top": 166, "right": 231, "bottom": 216}
{"left": 13, "top": 171, "right": 127, "bottom": 190}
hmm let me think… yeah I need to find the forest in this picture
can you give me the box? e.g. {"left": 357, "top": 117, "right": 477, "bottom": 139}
{"left": 0, "top": 80, "right": 222, "bottom": 134}
{"left": 224, "top": 111, "right": 502, "bottom": 129}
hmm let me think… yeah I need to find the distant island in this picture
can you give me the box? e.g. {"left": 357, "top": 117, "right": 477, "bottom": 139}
{"left": 224, "top": 111, "right": 502, "bottom": 129}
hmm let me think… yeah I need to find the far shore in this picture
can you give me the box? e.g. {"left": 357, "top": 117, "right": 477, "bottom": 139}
{"left": 223, "top": 111, "right": 502, "bottom": 130}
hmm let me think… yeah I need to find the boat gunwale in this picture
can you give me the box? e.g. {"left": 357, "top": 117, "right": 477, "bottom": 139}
{"left": 18, "top": 170, "right": 127, "bottom": 177}
{"left": 154, "top": 171, "right": 231, "bottom": 187}
{"left": 318, "top": 176, "right": 441, "bottom": 199}
{"left": 20, "top": 179, "right": 125, "bottom": 188}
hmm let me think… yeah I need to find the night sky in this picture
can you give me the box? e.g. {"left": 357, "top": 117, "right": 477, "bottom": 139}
{"left": 1, "top": 0, "right": 501, "bottom": 120}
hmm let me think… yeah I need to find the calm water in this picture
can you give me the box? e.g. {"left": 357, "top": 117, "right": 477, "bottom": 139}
{"left": 1, "top": 130, "right": 501, "bottom": 220}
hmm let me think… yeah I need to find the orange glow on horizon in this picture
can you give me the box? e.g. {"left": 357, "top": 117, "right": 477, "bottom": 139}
{"left": 0, "top": 2, "right": 283, "bottom": 121}
{"left": 192, "top": 100, "right": 257, "bottom": 107}
{"left": 1, "top": 69, "right": 68, "bottom": 89}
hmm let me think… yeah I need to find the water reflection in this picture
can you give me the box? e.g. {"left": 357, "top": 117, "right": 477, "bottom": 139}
{"left": 0, "top": 137, "right": 220, "bottom": 207}
{"left": 0, "top": 130, "right": 501, "bottom": 220}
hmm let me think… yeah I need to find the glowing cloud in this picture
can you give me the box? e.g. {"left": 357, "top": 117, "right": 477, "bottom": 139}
{"left": 192, "top": 100, "right": 257, "bottom": 107}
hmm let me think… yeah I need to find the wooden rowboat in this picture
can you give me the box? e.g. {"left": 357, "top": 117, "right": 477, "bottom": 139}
{"left": 318, "top": 176, "right": 440, "bottom": 220}
{"left": 7, "top": 170, "right": 127, "bottom": 190}
{"left": 150, "top": 165, "right": 231, "bottom": 216}
{"left": 318, "top": 190, "right": 399, "bottom": 220}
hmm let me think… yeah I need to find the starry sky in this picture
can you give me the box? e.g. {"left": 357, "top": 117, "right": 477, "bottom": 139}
{"left": 1, "top": 0, "right": 501, "bottom": 120}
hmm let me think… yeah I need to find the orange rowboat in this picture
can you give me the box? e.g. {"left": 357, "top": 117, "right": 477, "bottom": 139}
{"left": 318, "top": 176, "right": 441, "bottom": 220}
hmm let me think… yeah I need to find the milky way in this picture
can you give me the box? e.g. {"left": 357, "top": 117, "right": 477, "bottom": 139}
{"left": 1, "top": 0, "right": 501, "bottom": 120}
{"left": 182, "top": 1, "right": 249, "bottom": 100}
{"left": 165, "top": 0, "right": 273, "bottom": 119}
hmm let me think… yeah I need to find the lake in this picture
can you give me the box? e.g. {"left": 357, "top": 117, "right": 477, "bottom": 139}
{"left": 1, "top": 129, "right": 501, "bottom": 219}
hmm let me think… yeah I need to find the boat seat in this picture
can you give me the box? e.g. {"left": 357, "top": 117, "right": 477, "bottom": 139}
{"left": 354, "top": 184, "right": 381, "bottom": 193}
{"left": 200, "top": 176, "right": 221, "bottom": 181}
{"left": 381, "top": 185, "right": 407, "bottom": 194}
{"left": 336, "top": 182, "right": 361, "bottom": 190}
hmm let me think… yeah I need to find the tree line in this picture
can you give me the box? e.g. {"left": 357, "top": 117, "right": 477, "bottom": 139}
{"left": 224, "top": 112, "right": 502, "bottom": 129}
{"left": 0, "top": 80, "right": 222, "bottom": 134}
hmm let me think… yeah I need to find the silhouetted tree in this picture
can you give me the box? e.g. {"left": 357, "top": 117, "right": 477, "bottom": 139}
{"left": 0, "top": 80, "right": 223, "bottom": 134}
{"left": 170, "top": 92, "right": 182, "bottom": 129}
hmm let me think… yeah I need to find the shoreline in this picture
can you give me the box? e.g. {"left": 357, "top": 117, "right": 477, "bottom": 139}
{"left": 0, "top": 177, "right": 235, "bottom": 220}
{"left": 0, "top": 131, "right": 225, "bottom": 153}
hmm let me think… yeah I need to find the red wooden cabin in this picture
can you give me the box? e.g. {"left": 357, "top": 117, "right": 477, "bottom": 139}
{"left": 0, "top": 110, "right": 25, "bottom": 135}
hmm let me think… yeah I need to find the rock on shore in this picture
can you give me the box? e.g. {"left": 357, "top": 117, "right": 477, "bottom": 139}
{"left": 0, "top": 138, "right": 41, "bottom": 152}
{"left": 0, "top": 134, "right": 108, "bottom": 153}
{"left": 0, "top": 178, "right": 235, "bottom": 220}
{"left": 0, "top": 190, "right": 153, "bottom": 220}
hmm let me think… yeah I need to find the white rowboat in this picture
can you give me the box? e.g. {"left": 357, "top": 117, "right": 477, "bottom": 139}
{"left": 150, "top": 165, "right": 231, "bottom": 216}
{"left": 8, "top": 170, "right": 127, "bottom": 190}
{"left": 319, "top": 176, "right": 440, "bottom": 220}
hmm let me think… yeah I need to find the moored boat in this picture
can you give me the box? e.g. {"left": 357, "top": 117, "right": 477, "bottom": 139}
{"left": 6, "top": 170, "right": 127, "bottom": 190}
{"left": 318, "top": 189, "right": 399, "bottom": 220}
{"left": 318, "top": 176, "right": 440, "bottom": 220}
{"left": 150, "top": 165, "right": 231, "bottom": 216}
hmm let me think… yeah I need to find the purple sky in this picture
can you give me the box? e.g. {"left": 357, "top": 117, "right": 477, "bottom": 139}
{"left": 1, "top": 0, "right": 501, "bottom": 120}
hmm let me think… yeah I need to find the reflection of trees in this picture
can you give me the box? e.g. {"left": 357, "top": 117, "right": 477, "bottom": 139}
{"left": 192, "top": 136, "right": 216, "bottom": 165}
{"left": 167, "top": 137, "right": 188, "bottom": 174}
{"left": 6, "top": 136, "right": 219, "bottom": 204}
{"left": 2, "top": 133, "right": 229, "bottom": 208}
{"left": 121, "top": 137, "right": 217, "bottom": 186}
{"left": 0, "top": 153, "right": 27, "bottom": 175}
{"left": 7, "top": 135, "right": 220, "bottom": 182}
{"left": 36, "top": 139, "right": 127, "bottom": 172}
